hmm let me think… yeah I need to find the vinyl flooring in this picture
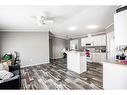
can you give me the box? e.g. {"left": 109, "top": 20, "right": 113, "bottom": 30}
{"left": 21, "top": 58, "right": 103, "bottom": 90}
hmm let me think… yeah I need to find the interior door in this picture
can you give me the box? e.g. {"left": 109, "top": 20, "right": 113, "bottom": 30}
{"left": 49, "top": 39, "right": 53, "bottom": 59}
{"left": 70, "top": 39, "right": 78, "bottom": 50}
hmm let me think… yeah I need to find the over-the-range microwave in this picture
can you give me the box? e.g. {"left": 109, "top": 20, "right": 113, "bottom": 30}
{"left": 85, "top": 43, "right": 94, "bottom": 46}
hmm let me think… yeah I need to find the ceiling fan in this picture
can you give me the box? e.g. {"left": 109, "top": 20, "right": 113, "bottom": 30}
{"left": 31, "top": 11, "right": 64, "bottom": 26}
{"left": 31, "top": 15, "right": 54, "bottom": 25}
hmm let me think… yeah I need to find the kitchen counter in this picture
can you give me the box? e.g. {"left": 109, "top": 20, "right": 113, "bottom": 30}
{"left": 103, "top": 59, "right": 127, "bottom": 66}
{"left": 66, "top": 51, "right": 87, "bottom": 74}
{"left": 102, "top": 59, "right": 127, "bottom": 89}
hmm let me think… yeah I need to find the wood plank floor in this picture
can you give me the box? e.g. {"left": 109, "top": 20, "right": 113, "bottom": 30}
{"left": 21, "top": 58, "right": 103, "bottom": 90}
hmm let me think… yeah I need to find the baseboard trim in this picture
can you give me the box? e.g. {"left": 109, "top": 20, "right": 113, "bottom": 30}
{"left": 21, "top": 62, "right": 49, "bottom": 68}
{"left": 21, "top": 58, "right": 65, "bottom": 68}
{"left": 52, "top": 57, "right": 64, "bottom": 60}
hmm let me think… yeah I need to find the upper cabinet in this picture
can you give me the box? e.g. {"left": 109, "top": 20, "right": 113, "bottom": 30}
{"left": 114, "top": 9, "right": 127, "bottom": 46}
{"left": 81, "top": 37, "right": 93, "bottom": 46}
{"left": 81, "top": 35, "right": 106, "bottom": 46}
{"left": 81, "top": 38, "right": 87, "bottom": 46}
{"left": 92, "top": 35, "right": 106, "bottom": 46}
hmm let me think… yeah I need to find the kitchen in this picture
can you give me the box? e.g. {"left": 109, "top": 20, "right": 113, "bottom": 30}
{"left": 66, "top": 5, "right": 127, "bottom": 89}
{"left": 67, "top": 31, "right": 107, "bottom": 73}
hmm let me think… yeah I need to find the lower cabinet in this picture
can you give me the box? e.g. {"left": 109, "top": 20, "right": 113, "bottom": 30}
{"left": 101, "top": 53, "right": 107, "bottom": 62}
{"left": 103, "top": 62, "right": 127, "bottom": 89}
{"left": 92, "top": 53, "right": 106, "bottom": 63}
{"left": 92, "top": 53, "right": 100, "bottom": 63}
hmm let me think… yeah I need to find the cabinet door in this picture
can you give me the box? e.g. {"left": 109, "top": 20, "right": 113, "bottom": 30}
{"left": 91, "top": 53, "right": 95, "bottom": 62}
{"left": 100, "top": 53, "right": 106, "bottom": 62}
{"left": 81, "top": 37, "right": 93, "bottom": 46}
{"left": 92, "top": 53, "right": 106, "bottom": 63}
{"left": 92, "top": 36, "right": 100, "bottom": 46}
{"left": 114, "top": 10, "right": 127, "bottom": 46}
{"left": 92, "top": 53, "right": 101, "bottom": 63}
{"left": 81, "top": 38, "right": 87, "bottom": 46}
{"left": 93, "top": 35, "right": 106, "bottom": 46}
{"left": 99, "top": 35, "right": 106, "bottom": 46}
{"left": 107, "top": 32, "right": 115, "bottom": 60}
{"left": 97, "top": 53, "right": 101, "bottom": 63}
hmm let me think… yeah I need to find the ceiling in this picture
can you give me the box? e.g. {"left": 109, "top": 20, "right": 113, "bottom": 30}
{"left": 0, "top": 6, "right": 118, "bottom": 39}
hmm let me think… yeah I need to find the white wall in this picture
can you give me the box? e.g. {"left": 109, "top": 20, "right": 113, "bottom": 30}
{"left": 52, "top": 37, "right": 67, "bottom": 59}
{"left": 0, "top": 32, "right": 49, "bottom": 67}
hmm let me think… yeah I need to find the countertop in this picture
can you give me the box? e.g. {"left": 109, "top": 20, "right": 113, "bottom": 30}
{"left": 103, "top": 59, "right": 127, "bottom": 66}
{"left": 66, "top": 50, "right": 86, "bottom": 56}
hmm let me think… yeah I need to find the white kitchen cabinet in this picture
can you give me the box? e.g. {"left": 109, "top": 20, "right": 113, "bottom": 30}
{"left": 81, "top": 37, "right": 93, "bottom": 46}
{"left": 81, "top": 37, "right": 87, "bottom": 46}
{"left": 107, "top": 32, "right": 114, "bottom": 52}
{"left": 92, "top": 35, "right": 106, "bottom": 46}
{"left": 100, "top": 35, "right": 106, "bottom": 46}
{"left": 103, "top": 62, "right": 127, "bottom": 89}
{"left": 100, "top": 53, "right": 106, "bottom": 62}
{"left": 92, "top": 36, "right": 100, "bottom": 46}
{"left": 106, "top": 32, "right": 116, "bottom": 60}
{"left": 81, "top": 35, "right": 106, "bottom": 46}
{"left": 92, "top": 53, "right": 101, "bottom": 63}
{"left": 92, "top": 53, "right": 106, "bottom": 63}
{"left": 114, "top": 10, "right": 127, "bottom": 46}
{"left": 67, "top": 51, "right": 87, "bottom": 74}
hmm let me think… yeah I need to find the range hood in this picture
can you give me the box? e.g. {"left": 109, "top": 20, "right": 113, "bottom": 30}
{"left": 114, "top": 6, "right": 127, "bottom": 46}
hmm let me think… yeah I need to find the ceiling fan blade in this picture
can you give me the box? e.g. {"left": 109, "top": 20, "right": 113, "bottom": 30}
{"left": 31, "top": 16, "right": 41, "bottom": 21}
{"left": 43, "top": 11, "right": 52, "bottom": 18}
{"left": 49, "top": 16, "right": 65, "bottom": 20}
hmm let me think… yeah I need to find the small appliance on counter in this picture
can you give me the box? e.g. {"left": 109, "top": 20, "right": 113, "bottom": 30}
{"left": 115, "top": 46, "right": 127, "bottom": 64}
{"left": 116, "top": 54, "right": 127, "bottom": 64}
{"left": 116, "top": 46, "right": 127, "bottom": 60}
{"left": 116, "top": 53, "right": 126, "bottom": 60}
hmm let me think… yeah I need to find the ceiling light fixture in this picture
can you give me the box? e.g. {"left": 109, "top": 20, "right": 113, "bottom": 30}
{"left": 69, "top": 26, "right": 77, "bottom": 31}
{"left": 87, "top": 25, "right": 98, "bottom": 29}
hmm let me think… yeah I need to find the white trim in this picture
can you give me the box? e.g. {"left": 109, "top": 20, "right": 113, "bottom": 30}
{"left": 105, "top": 23, "right": 113, "bottom": 30}
{"left": 21, "top": 62, "right": 50, "bottom": 68}
{"left": 0, "top": 29, "right": 48, "bottom": 32}
{"left": 53, "top": 57, "right": 64, "bottom": 60}
{"left": 69, "top": 31, "right": 106, "bottom": 39}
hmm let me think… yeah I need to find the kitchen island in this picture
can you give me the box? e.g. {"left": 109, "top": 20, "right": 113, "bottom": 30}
{"left": 103, "top": 60, "right": 127, "bottom": 89}
{"left": 66, "top": 51, "right": 87, "bottom": 74}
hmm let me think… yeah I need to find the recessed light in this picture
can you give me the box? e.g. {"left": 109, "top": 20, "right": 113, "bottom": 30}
{"left": 87, "top": 25, "right": 98, "bottom": 29}
{"left": 69, "top": 26, "right": 77, "bottom": 31}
